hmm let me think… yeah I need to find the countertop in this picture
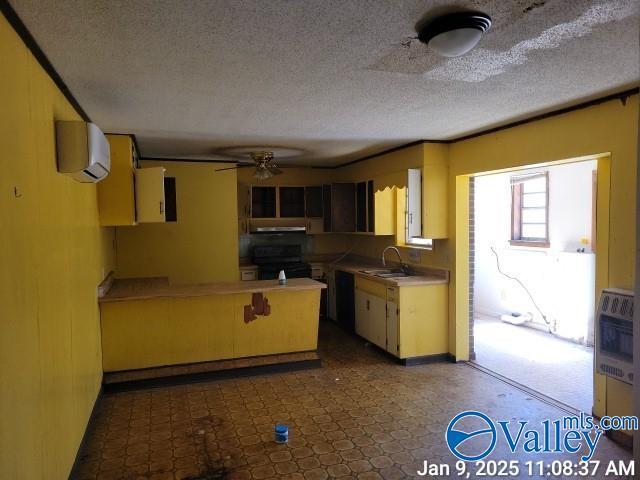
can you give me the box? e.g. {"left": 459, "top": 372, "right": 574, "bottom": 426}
{"left": 327, "top": 260, "right": 449, "bottom": 287}
{"left": 100, "top": 277, "right": 326, "bottom": 303}
{"left": 236, "top": 254, "right": 449, "bottom": 287}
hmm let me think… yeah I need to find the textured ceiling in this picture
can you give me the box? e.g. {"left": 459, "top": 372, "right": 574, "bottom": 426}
{"left": 10, "top": 0, "right": 640, "bottom": 165}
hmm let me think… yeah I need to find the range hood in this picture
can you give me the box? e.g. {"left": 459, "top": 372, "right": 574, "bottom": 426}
{"left": 249, "top": 218, "right": 307, "bottom": 234}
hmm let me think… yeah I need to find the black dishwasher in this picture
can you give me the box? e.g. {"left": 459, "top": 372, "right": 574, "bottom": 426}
{"left": 335, "top": 271, "right": 355, "bottom": 332}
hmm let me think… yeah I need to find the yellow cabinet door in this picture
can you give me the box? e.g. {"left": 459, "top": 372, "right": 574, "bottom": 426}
{"left": 135, "top": 167, "right": 166, "bottom": 223}
{"left": 355, "top": 288, "right": 368, "bottom": 339}
{"left": 423, "top": 160, "right": 448, "bottom": 239}
{"left": 373, "top": 186, "right": 396, "bottom": 235}
{"left": 98, "top": 135, "right": 136, "bottom": 226}
{"left": 368, "top": 293, "right": 387, "bottom": 349}
{"left": 386, "top": 300, "right": 399, "bottom": 356}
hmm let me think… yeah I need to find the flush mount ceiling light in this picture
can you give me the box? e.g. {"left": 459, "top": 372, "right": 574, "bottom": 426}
{"left": 417, "top": 11, "right": 492, "bottom": 57}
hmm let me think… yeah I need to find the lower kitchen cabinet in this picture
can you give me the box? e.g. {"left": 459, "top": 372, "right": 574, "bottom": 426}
{"left": 386, "top": 296, "right": 399, "bottom": 357}
{"left": 355, "top": 286, "right": 386, "bottom": 349}
{"left": 355, "top": 275, "right": 448, "bottom": 360}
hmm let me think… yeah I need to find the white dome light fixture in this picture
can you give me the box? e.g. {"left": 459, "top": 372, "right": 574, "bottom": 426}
{"left": 417, "top": 12, "right": 492, "bottom": 57}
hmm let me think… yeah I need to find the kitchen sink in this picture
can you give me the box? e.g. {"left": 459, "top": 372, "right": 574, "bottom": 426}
{"left": 359, "top": 269, "right": 412, "bottom": 278}
{"left": 375, "top": 272, "right": 409, "bottom": 278}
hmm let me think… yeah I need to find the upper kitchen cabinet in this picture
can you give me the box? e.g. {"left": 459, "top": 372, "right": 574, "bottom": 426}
{"left": 251, "top": 186, "right": 276, "bottom": 218}
{"left": 98, "top": 135, "right": 168, "bottom": 225}
{"left": 423, "top": 155, "right": 448, "bottom": 239}
{"left": 98, "top": 135, "right": 136, "bottom": 226}
{"left": 305, "top": 186, "right": 324, "bottom": 234}
{"left": 327, "top": 183, "right": 356, "bottom": 232}
{"left": 354, "top": 180, "right": 395, "bottom": 236}
{"left": 135, "top": 167, "right": 166, "bottom": 223}
{"left": 305, "top": 186, "right": 323, "bottom": 218}
{"left": 279, "top": 186, "right": 305, "bottom": 217}
{"left": 356, "top": 181, "right": 367, "bottom": 232}
{"left": 399, "top": 159, "right": 448, "bottom": 245}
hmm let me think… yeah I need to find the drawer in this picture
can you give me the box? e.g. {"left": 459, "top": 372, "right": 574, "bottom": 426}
{"left": 241, "top": 270, "right": 257, "bottom": 281}
{"left": 386, "top": 286, "right": 399, "bottom": 304}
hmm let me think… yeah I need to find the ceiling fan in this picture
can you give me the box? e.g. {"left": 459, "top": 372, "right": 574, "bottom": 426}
{"left": 215, "top": 151, "right": 285, "bottom": 180}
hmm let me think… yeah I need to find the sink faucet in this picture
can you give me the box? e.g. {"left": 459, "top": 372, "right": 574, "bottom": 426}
{"left": 382, "top": 246, "right": 411, "bottom": 274}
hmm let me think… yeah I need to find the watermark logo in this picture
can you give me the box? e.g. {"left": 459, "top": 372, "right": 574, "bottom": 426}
{"left": 445, "top": 410, "right": 638, "bottom": 463}
{"left": 446, "top": 411, "right": 497, "bottom": 461}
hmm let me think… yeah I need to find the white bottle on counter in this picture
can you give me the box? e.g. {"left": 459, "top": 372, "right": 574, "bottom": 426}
{"left": 278, "top": 270, "right": 287, "bottom": 285}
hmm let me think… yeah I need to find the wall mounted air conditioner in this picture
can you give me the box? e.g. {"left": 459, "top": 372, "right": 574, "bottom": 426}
{"left": 55, "top": 121, "right": 110, "bottom": 182}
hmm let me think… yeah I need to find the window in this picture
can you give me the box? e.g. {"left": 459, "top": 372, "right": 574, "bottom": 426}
{"left": 510, "top": 172, "right": 549, "bottom": 247}
{"left": 406, "top": 168, "right": 433, "bottom": 248}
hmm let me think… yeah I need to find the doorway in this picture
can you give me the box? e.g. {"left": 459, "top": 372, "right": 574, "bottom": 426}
{"left": 471, "top": 159, "right": 597, "bottom": 413}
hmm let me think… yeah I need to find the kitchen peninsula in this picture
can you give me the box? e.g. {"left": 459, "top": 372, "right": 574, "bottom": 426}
{"left": 99, "top": 277, "right": 325, "bottom": 381}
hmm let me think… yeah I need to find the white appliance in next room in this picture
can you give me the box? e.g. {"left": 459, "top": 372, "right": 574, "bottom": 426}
{"left": 55, "top": 120, "right": 110, "bottom": 182}
{"left": 595, "top": 288, "right": 634, "bottom": 385}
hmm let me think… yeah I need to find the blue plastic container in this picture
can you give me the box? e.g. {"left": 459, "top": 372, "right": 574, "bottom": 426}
{"left": 274, "top": 424, "right": 289, "bottom": 443}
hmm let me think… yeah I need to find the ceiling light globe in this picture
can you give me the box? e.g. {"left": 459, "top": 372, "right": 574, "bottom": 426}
{"left": 428, "top": 27, "right": 483, "bottom": 57}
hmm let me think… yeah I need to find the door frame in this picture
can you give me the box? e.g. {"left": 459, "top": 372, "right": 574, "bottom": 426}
{"left": 455, "top": 153, "right": 611, "bottom": 415}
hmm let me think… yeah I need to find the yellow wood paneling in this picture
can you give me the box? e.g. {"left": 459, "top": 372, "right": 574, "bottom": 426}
{"left": 0, "top": 15, "right": 114, "bottom": 479}
{"left": 98, "top": 135, "right": 136, "bottom": 226}
{"left": 398, "top": 284, "right": 448, "bottom": 359}
{"left": 233, "top": 290, "right": 320, "bottom": 357}
{"left": 100, "top": 290, "right": 320, "bottom": 371}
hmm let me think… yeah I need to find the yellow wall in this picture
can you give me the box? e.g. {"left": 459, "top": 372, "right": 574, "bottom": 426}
{"left": 446, "top": 96, "right": 638, "bottom": 420}
{"left": 0, "top": 15, "right": 115, "bottom": 480}
{"left": 116, "top": 161, "right": 240, "bottom": 283}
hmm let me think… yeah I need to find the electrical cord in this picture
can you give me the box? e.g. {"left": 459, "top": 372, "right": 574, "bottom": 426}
{"left": 489, "top": 246, "right": 553, "bottom": 330}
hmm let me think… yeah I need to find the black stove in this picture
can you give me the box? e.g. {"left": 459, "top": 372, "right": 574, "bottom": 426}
{"left": 252, "top": 245, "right": 311, "bottom": 280}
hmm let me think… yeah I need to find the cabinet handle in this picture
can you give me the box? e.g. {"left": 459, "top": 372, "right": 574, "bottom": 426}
{"left": 409, "top": 212, "right": 413, "bottom": 225}
{"left": 160, "top": 201, "right": 164, "bottom": 214}
{"left": 366, "top": 300, "right": 370, "bottom": 310}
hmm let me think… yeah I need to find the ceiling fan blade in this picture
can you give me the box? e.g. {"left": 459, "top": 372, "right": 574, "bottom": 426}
{"left": 215, "top": 163, "right": 255, "bottom": 172}
{"left": 266, "top": 164, "right": 283, "bottom": 175}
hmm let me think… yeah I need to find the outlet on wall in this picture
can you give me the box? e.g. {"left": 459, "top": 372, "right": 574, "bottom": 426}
{"left": 408, "top": 248, "right": 421, "bottom": 263}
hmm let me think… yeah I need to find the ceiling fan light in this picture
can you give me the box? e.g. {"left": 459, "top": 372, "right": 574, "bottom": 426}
{"left": 428, "top": 28, "right": 483, "bottom": 57}
{"left": 417, "top": 11, "right": 491, "bottom": 58}
{"left": 253, "top": 166, "right": 272, "bottom": 180}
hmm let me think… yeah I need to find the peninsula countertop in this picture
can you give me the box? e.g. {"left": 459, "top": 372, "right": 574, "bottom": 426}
{"left": 99, "top": 277, "right": 326, "bottom": 303}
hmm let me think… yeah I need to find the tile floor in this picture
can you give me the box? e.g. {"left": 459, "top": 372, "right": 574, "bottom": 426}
{"left": 473, "top": 315, "right": 593, "bottom": 413}
{"left": 73, "top": 320, "right": 630, "bottom": 480}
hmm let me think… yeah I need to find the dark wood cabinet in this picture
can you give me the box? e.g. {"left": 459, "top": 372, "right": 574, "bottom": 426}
{"left": 322, "top": 184, "right": 332, "bottom": 232}
{"left": 356, "top": 181, "right": 367, "bottom": 232}
{"left": 330, "top": 183, "right": 356, "bottom": 232}
{"left": 279, "top": 186, "right": 305, "bottom": 217}
{"left": 251, "top": 186, "right": 276, "bottom": 218}
{"left": 367, "top": 180, "right": 375, "bottom": 233}
{"left": 305, "top": 186, "right": 323, "bottom": 218}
